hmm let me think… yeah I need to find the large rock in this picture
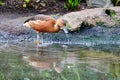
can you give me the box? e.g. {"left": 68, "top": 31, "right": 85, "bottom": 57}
{"left": 61, "top": 7, "right": 120, "bottom": 31}
{"left": 86, "top": 0, "right": 113, "bottom": 7}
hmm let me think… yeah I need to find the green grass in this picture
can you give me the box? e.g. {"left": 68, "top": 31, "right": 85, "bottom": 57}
{"left": 0, "top": 0, "right": 3, "bottom": 6}
{"left": 64, "top": 0, "right": 81, "bottom": 10}
{"left": 115, "top": 0, "right": 120, "bottom": 6}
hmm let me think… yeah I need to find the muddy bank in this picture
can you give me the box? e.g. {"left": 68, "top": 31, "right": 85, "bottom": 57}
{"left": 0, "top": 0, "right": 67, "bottom": 14}
{"left": 0, "top": 12, "right": 36, "bottom": 41}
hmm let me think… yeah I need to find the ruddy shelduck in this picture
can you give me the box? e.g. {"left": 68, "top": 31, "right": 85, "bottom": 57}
{"left": 23, "top": 14, "right": 68, "bottom": 47}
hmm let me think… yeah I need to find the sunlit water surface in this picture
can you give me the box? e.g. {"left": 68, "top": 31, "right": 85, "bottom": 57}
{"left": 0, "top": 42, "right": 120, "bottom": 80}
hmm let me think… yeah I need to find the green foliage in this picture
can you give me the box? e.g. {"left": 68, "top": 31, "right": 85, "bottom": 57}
{"left": 105, "top": 9, "right": 120, "bottom": 26}
{"left": 23, "top": 0, "right": 30, "bottom": 8}
{"left": 105, "top": 9, "right": 116, "bottom": 17}
{"left": 111, "top": 0, "right": 120, "bottom": 6}
{"left": 41, "top": 71, "right": 51, "bottom": 78}
{"left": 0, "top": 72, "right": 6, "bottom": 80}
{"left": 110, "top": 10, "right": 116, "bottom": 17}
{"left": 115, "top": 0, "right": 120, "bottom": 6}
{"left": 64, "top": 0, "right": 81, "bottom": 10}
{"left": 66, "top": 22, "right": 71, "bottom": 29}
{"left": 25, "top": 0, "right": 30, "bottom": 3}
{"left": 0, "top": 0, "right": 3, "bottom": 6}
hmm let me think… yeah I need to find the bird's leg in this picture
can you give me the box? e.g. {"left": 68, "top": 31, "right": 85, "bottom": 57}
{"left": 41, "top": 32, "right": 44, "bottom": 45}
{"left": 36, "top": 31, "right": 40, "bottom": 47}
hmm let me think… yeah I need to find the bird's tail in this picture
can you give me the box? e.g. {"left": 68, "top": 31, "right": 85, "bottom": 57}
{"left": 24, "top": 17, "right": 34, "bottom": 23}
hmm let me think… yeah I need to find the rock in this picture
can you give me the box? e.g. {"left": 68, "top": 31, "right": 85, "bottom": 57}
{"left": 40, "top": 2, "right": 46, "bottom": 7}
{"left": 86, "top": 0, "right": 113, "bottom": 7}
{"left": 61, "top": 7, "right": 120, "bottom": 31}
{"left": 39, "top": 9, "right": 47, "bottom": 13}
{"left": 0, "top": 17, "right": 30, "bottom": 36}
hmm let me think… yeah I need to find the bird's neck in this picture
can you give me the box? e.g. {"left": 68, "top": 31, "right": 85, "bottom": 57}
{"left": 54, "top": 23, "right": 60, "bottom": 32}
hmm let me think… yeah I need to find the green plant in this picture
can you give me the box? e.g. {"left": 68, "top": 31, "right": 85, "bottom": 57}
{"left": 111, "top": 0, "right": 120, "bottom": 6}
{"left": 105, "top": 9, "right": 116, "bottom": 17}
{"left": 25, "top": 0, "right": 30, "bottom": 3}
{"left": 115, "top": 0, "right": 120, "bottom": 6}
{"left": 23, "top": 0, "right": 31, "bottom": 8}
{"left": 0, "top": 72, "right": 6, "bottom": 80}
{"left": 0, "top": 0, "right": 3, "bottom": 6}
{"left": 64, "top": 0, "right": 81, "bottom": 10}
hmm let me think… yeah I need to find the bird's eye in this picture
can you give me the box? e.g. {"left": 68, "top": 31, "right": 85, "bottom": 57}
{"left": 62, "top": 19, "right": 67, "bottom": 25}
{"left": 57, "top": 24, "right": 61, "bottom": 28}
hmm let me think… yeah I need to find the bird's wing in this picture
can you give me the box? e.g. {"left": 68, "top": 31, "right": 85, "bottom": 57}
{"left": 28, "top": 20, "right": 43, "bottom": 28}
{"left": 28, "top": 20, "right": 48, "bottom": 31}
{"left": 24, "top": 14, "right": 55, "bottom": 23}
{"left": 34, "top": 14, "right": 55, "bottom": 21}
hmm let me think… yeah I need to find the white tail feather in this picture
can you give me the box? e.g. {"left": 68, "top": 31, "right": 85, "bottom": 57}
{"left": 23, "top": 22, "right": 31, "bottom": 28}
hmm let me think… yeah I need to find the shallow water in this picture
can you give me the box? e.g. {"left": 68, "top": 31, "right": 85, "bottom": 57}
{"left": 0, "top": 42, "right": 120, "bottom": 80}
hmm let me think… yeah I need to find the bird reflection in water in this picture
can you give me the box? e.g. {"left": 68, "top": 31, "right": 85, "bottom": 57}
{"left": 22, "top": 41, "right": 70, "bottom": 74}
{"left": 23, "top": 55, "right": 64, "bottom": 73}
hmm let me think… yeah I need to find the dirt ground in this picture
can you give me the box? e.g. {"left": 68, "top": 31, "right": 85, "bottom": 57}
{"left": 0, "top": 0, "right": 89, "bottom": 15}
{"left": 0, "top": 0, "right": 68, "bottom": 15}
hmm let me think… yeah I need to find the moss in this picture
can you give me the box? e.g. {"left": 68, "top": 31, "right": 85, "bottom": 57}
{"left": 66, "top": 22, "right": 71, "bottom": 29}
{"left": 105, "top": 9, "right": 116, "bottom": 17}
{"left": 111, "top": 0, "right": 120, "bottom": 6}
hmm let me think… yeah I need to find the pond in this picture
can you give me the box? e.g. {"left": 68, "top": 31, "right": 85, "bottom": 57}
{"left": 0, "top": 42, "right": 120, "bottom": 80}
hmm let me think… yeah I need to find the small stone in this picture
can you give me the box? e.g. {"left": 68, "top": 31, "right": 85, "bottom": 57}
{"left": 39, "top": 9, "right": 47, "bottom": 13}
{"left": 36, "top": 0, "right": 41, "bottom": 3}
{"left": 40, "top": 3, "right": 46, "bottom": 7}
{"left": 61, "top": 7, "right": 120, "bottom": 31}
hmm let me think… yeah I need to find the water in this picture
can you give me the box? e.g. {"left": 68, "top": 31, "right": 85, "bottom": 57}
{"left": 0, "top": 42, "right": 120, "bottom": 80}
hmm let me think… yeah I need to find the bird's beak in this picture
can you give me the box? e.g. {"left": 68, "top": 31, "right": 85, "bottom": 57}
{"left": 61, "top": 26, "right": 68, "bottom": 34}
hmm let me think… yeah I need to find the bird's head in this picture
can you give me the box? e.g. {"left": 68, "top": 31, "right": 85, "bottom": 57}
{"left": 55, "top": 19, "right": 68, "bottom": 34}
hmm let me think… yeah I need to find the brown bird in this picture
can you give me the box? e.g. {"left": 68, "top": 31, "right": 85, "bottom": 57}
{"left": 23, "top": 14, "right": 68, "bottom": 47}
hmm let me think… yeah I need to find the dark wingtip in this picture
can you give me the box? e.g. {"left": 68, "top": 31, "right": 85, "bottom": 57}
{"left": 24, "top": 17, "right": 34, "bottom": 23}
